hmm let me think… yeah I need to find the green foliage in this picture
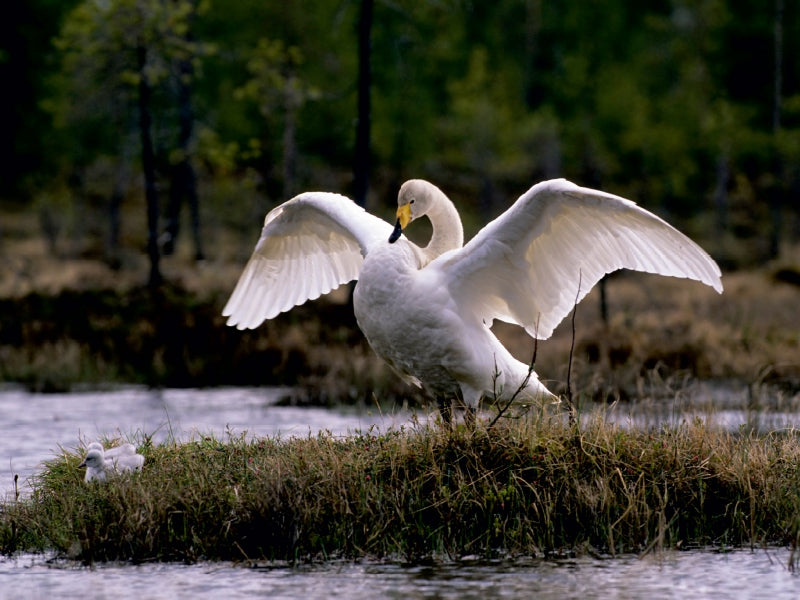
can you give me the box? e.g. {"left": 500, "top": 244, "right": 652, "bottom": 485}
{"left": 4, "top": 0, "right": 799, "bottom": 260}
{"left": 235, "top": 39, "right": 320, "bottom": 114}
{"left": 43, "top": 0, "right": 212, "bottom": 172}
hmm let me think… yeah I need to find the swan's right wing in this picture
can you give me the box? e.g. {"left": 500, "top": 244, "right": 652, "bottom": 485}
{"left": 223, "top": 192, "right": 394, "bottom": 329}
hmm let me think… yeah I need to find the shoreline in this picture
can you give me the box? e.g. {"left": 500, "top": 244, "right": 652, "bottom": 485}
{"left": 2, "top": 414, "right": 799, "bottom": 564}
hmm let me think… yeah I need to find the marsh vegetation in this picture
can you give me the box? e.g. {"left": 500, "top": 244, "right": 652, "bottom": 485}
{"left": 3, "top": 413, "right": 800, "bottom": 564}
{"left": 3, "top": 192, "right": 799, "bottom": 564}
{"left": 2, "top": 1, "right": 800, "bottom": 580}
{"left": 2, "top": 251, "right": 798, "bottom": 404}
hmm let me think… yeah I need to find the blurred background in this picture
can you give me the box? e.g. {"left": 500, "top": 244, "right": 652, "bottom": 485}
{"left": 1, "top": 0, "right": 798, "bottom": 401}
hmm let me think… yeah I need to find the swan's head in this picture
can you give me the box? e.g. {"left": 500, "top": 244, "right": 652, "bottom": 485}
{"left": 79, "top": 449, "right": 105, "bottom": 469}
{"left": 389, "top": 179, "right": 441, "bottom": 243}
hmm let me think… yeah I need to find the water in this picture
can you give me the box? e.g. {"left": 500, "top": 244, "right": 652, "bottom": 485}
{"left": 1, "top": 386, "right": 800, "bottom": 598}
{"left": 2, "top": 549, "right": 799, "bottom": 599}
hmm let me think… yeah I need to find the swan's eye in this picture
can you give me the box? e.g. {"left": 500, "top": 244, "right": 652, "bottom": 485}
{"left": 409, "top": 198, "right": 415, "bottom": 204}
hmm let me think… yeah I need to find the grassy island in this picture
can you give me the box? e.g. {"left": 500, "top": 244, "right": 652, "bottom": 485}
{"left": 3, "top": 414, "right": 800, "bottom": 565}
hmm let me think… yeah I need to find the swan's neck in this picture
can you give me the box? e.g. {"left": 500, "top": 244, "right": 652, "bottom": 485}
{"left": 424, "top": 191, "right": 464, "bottom": 258}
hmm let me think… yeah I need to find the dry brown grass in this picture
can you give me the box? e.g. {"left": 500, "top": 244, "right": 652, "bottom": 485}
{"left": 3, "top": 415, "right": 800, "bottom": 563}
{"left": 495, "top": 268, "right": 800, "bottom": 402}
{"left": 2, "top": 198, "right": 800, "bottom": 402}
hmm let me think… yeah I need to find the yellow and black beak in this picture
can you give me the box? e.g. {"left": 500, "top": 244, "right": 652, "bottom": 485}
{"left": 388, "top": 204, "right": 412, "bottom": 243}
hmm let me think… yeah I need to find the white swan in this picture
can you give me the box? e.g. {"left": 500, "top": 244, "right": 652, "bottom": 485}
{"left": 223, "top": 178, "right": 722, "bottom": 418}
{"left": 79, "top": 445, "right": 145, "bottom": 482}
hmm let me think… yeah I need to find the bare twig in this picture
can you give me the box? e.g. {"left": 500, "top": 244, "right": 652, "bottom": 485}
{"left": 566, "top": 272, "right": 582, "bottom": 425}
{"left": 488, "top": 316, "right": 540, "bottom": 428}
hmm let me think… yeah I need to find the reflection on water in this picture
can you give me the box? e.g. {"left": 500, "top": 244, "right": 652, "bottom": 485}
{"left": 2, "top": 549, "right": 799, "bottom": 600}
{"left": 1, "top": 385, "right": 800, "bottom": 598}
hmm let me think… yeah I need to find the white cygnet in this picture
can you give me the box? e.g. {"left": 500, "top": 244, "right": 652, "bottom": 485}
{"left": 78, "top": 449, "right": 113, "bottom": 482}
{"left": 79, "top": 443, "right": 145, "bottom": 482}
{"left": 111, "top": 452, "right": 145, "bottom": 473}
{"left": 87, "top": 441, "right": 137, "bottom": 459}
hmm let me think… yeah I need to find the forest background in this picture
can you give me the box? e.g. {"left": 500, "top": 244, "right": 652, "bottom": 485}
{"left": 1, "top": 0, "right": 799, "bottom": 397}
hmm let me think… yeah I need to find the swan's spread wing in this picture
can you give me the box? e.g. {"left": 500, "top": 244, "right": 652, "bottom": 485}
{"left": 223, "top": 192, "right": 394, "bottom": 329}
{"left": 437, "top": 179, "right": 722, "bottom": 339}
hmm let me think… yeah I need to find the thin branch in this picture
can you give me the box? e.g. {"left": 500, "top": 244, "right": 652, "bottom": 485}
{"left": 488, "top": 315, "right": 540, "bottom": 428}
{"left": 566, "top": 271, "right": 582, "bottom": 425}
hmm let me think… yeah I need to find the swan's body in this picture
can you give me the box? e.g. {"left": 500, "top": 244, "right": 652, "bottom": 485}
{"left": 224, "top": 178, "right": 722, "bottom": 415}
{"left": 79, "top": 444, "right": 144, "bottom": 482}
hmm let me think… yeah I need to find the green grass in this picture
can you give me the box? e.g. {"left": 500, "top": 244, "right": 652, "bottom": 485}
{"left": 3, "top": 413, "right": 800, "bottom": 564}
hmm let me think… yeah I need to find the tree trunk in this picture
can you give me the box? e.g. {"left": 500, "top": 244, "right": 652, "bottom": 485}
{"left": 353, "top": 0, "right": 373, "bottom": 208}
{"left": 166, "top": 52, "right": 204, "bottom": 261}
{"left": 108, "top": 157, "right": 129, "bottom": 271}
{"left": 713, "top": 152, "right": 730, "bottom": 236}
{"left": 282, "top": 77, "right": 299, "bottom": 201}
{"left": 769, "top": 0, "right": 784, "bottom": 259}
{"left": 137, "top": 43, "right": 162, "bottom": 287}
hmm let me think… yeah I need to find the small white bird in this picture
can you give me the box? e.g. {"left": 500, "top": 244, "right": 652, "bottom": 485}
{"left": 78, "top": 449, "right": 113, "bottom": 482}
{"left": 111, "top": 451, "right": 145, "bottom": 473}
{"left": 87, "top": 441, "right": 137, "bottom": 459}
{"left": 223, "top": 178, "right": 723, "bottom": 421}
{"left": 79, "top": 444, "right": 144, "bottom": 482}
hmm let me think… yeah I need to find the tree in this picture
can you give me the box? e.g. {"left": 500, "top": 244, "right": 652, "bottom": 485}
{"left": 0, "top": 0, "right": 81, "bottom": 197}
{"left": 236, "top": 39, "right": 320, "bottom": 201}
{"left": 163, "top": 0, "right": 204, "bottom": 262}
{"left": 769, "top": 0, "right": 784, "bottom": 258}
{"left": 353, "top": 0, "right": 373, "bottom": 208}
{"left": 49, "top": 0, "right": 209, "bottom": 285}
{"left": 28, "top": 0, "right": 800, "bottom": 270}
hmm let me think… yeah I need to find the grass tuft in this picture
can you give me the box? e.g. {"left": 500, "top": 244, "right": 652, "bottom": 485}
{"left": 3, "top": 415, "right": 800, "bottom": 564}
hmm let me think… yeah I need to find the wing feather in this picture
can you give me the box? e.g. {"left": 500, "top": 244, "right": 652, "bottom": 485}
{"left": 433, "top": 179, "right": 722, "bottom": 340}
{"left": 223, "top": 192, "right": 394, "bottom": 329}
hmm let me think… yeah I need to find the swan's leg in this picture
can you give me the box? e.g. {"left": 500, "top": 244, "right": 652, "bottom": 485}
{"left": 437, "top": 395, "right": 453, "bottom": 427}
{"left": 456, "top": 388, "right": 477, "bottom": 429}
{"left": 464, "top": 405, "right": 476, "bottom": 429}
{"left": 456, "top": 387, "right": 480, "bottom": 431}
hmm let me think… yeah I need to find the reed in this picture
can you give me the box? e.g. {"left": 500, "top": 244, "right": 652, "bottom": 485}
{"left": 2, "top": 413, "right": 800, "bottom": 564}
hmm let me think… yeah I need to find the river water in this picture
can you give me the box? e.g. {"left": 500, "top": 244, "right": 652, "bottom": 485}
{"left": 2, "top": 548, "right": 799, "bottom": 600}
{"left": 1, "top": 386, "right": 799, "bottom": 599}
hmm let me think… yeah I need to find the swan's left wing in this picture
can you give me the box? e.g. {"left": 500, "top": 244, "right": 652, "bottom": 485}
{"left": 223, "top": 192, "right": 394, "bottom": 329}
{"left": 434, "top": 179, "right": 722, "bottom": 340}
